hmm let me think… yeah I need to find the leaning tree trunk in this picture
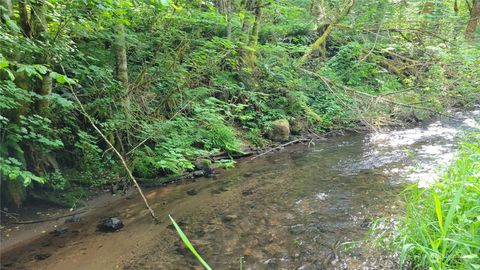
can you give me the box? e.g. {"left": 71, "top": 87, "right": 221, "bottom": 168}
{"left": 297, "top": 0, "right": 355, "bottom": 66}
{"left": 312, "top": 0, "right": 327, "bottom": 57}
{"left": 466, "top": 0, "right": 480, "bottom": 42}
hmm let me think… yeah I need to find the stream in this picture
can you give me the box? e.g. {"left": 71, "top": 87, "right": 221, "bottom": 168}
{"left": 1, "top": 109, "right": 479, "bottom": 270}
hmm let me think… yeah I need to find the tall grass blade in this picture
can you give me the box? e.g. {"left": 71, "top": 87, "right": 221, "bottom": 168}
{"left": 433, "top": 190, "right": 444, "bottom": 234}
{"left": 169, "top": 215, "right": 212, "bottom": 270}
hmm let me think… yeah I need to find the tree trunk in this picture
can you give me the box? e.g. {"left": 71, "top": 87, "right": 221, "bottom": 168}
{"left": 466, "top": 0, "right": 480, "bottom": 42}
{"left": 31, "top": 0, "right": 48, "bottom": 38}
{"left": 297, "top": 0, "right": 355, "bottom": 66}
{"left": 226, "top": 0, "right": 232, "bottom": 40}
{"left": 113, "top": 23, "right": 129, "bottom": 153}
{"left": 114, "top": 23, "right": 129, "bottom": 88}
{"left": 454, "top": 0, "right": 459, "bottom": 15}
{"left": 240, "top": 0, "right": 256, "bottom": 44}
{"left": 215, "top": 0, "right": 227, "bottom": 14}
{"left": 311, "top": 0, "right": 326, "bottom": 34}
{"left": 31, "top": 0, "right": 52, "bottom": 114}
{"left": 0, "top": 0, "right": 13, "bottom": 21}
{"left": 18, "top": 0, "right": 31, "bottom": 37}
{"left": 312, "top": 0, "right": 327, "bottom": 57}
{"left": 245, "top": 3, "right": 262, "bottom": 69}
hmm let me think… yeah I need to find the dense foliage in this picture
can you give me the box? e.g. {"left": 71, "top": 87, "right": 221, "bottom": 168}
{"left": 1, "top": 0, "right": 479, "bottom": 206}
{"left": 394, "top": 134, "right": 480, "bottom": 269}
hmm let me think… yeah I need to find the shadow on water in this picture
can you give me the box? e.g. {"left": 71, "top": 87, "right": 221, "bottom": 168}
{"left": 1, "top": 109, "right": 479, "bottom": 270}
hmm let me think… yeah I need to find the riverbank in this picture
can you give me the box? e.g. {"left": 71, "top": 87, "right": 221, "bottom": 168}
{"left": 388, "top": 133, "right": 480, "bottom": 269}
{"left": 1, "top": 109, "right": 478, "bottom": 270}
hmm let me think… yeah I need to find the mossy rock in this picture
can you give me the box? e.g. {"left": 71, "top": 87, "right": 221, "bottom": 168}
{"left": 194, "top": 158, "right": 213, "bottom": 174}
{"left": 290, "top": 118, "right": 307, "bottom": 135}
{"left": 268, "top": 119, "right": 290, "bottom": 142}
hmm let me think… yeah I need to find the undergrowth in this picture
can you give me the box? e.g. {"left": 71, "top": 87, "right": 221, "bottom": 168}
{"left": 392, "top": 133, "right": 480, "bottom": 269}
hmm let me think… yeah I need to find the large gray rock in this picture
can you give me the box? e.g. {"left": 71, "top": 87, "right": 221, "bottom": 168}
{"left": 268, "top": 119, "right": 290, "bottom": 142}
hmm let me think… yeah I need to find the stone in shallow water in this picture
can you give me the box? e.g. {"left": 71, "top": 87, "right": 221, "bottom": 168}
{"left": 98, "top": 217, "right": 124, "bottom": 232}
{"left": 50, "top": 228, "right": 68, "bottom": 236}
{"left": 34, "top": 253, "right": 51, "bottom": 260}
{"left": 221, "top": 214, "right": 238, "bottom": 223}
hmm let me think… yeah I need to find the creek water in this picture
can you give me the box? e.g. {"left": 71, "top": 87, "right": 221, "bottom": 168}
{"left": 1, "top": 109, "right": 479, "bottom": 270}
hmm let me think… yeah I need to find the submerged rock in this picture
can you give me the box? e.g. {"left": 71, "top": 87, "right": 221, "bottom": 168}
{"left": 50, "top": 228, "right": 68, "bottom": 237}
{"left": 221, "top": 214, "right": 238, "bottom": 223}
{"left": 194, "top": 158, "right": 213, "bottom": 174}
{"left": 64, "top": 214, "right": 81, "bottom": 224}
{"left": 98, "top": 217, "right": 124, "bottom": 232}
{"left": 268, "top": 119, "right": 290, "bottom": 142}
{"left": 186, "top": 189, "right": 198, "bottom": 196}
{"left": 34, "top": 253, "right": 51, "bottom": 260}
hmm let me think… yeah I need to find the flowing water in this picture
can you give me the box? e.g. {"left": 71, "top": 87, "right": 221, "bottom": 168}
{"left": 1, "top": 109, "right": 479, "bottom": 270}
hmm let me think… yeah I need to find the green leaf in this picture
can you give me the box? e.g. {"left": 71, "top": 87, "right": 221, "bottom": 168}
{"left": 433, "top": 191, "right": 444, "bottom": 234}
{"left": 168, "top": 215, "right": 212, "bottom": 270}
{"left": 50, "top": 72, "right": 76, "bottom": 85}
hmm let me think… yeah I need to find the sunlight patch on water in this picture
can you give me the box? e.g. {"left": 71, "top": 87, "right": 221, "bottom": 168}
{"left": 369, "top": 122, "right": 458, "bottom": 148}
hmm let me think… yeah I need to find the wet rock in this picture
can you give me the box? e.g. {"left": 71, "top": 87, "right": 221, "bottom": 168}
{"left": 243, "top": 247, "right": 265, "bottom": 261}
{"left": 65, "top": 214, "right": 81, "bottom": 224}
{"left": 41, "top": 241, "right": 52, "bottom": 247}
{"left": 242, "top": 187, "right": 255, "bottom": 196}
{"left": 34, "top": 253, "right": 51, "bottom": 260}
{"left": 268, "top": 119, "right": 290, "bottom": 142}
{"left": 186, "top": 189, "right": 198, "bottom": 196}
{"left": 194, "top": 158, "right": 213, "bottom": 175}
{"left": 98, "top": 217, "right": 124, "bottom": 232}
{"left": 50, "top": 228, "right": 68, "bottom": 236}
{"left": 192, "top": 170, "right": 205, "bottom": 177}
{"left": 221, "top": 214, "right": 238, "bottom": 223}
{"left": 212, "top": 167, "right": 225, "bottom": 175}
{"left": 361, "top": 218, "right": 372, "bottom": 228}
{"left": 264, "top": 243, "right": 287, "bottom": 256}
{"left": 289, "top": 224, "right": 305, "bottom": 235}
{"left": 242, "top": 172, "right": 253, "bottom": 178}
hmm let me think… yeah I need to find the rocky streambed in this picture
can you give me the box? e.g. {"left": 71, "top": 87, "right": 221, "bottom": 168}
{"left": 1, "top": 109, "right": 478, "bottom": 270}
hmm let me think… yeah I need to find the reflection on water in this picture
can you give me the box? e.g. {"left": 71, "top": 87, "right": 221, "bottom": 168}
{"left": 2, "top": 110, "right": 478, "bottom": 270}
{"left": 123, "top": 109, "right": 478, "bottom": 270}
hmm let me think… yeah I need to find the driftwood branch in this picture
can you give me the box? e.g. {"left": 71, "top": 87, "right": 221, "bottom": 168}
{"left": 12, "top": 210, "right": 87, "bottom": 225}
{"left": 250, "top": 139, "right": 311, "bottom": 160}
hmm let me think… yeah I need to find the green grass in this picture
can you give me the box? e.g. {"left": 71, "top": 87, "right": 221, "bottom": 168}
{"left": 169, "top": 215, "right": 245, "bottom": 270}
{"left": 168, "top": 215, "right": 212, "bottom": 270}
{"left": 394, "top": 133, "right": 480, "bottom": 270}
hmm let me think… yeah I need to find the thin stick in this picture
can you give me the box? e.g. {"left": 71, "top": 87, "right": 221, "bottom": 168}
{"left": 250, "top": 139, "right": 309, "bottom": 160}
{"left": 12, "top": 210, "right": 87, "bottom": 225}
{"left": 62, "top": 67, "right": 159, "bottom": 223}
